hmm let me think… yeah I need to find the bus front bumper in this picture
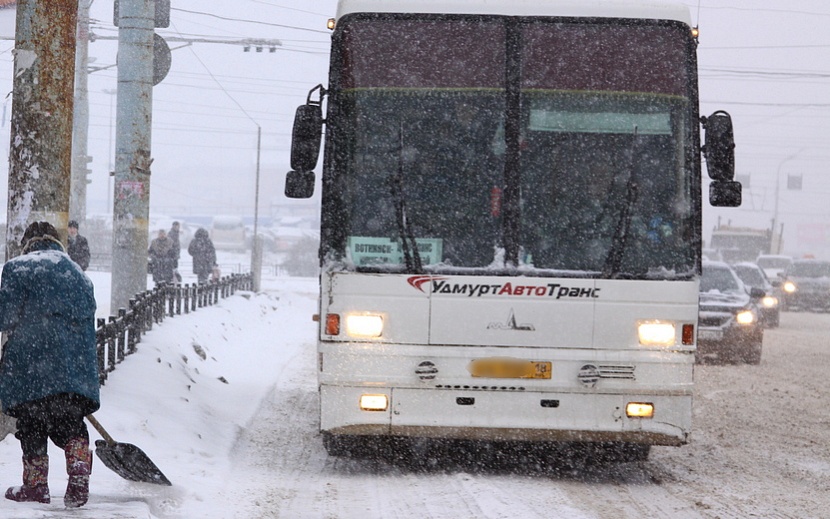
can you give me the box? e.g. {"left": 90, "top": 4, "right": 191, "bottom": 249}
{"left": 320, "top": 385, "right": 691, "bottom": 446}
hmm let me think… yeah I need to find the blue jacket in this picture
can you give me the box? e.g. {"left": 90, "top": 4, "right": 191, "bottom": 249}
{"left": 0, "top": 237, "right": 100, "bottom": 416}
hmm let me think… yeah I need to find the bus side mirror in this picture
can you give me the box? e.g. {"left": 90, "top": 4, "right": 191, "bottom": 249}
{"left": 290, "top": 104, "right": 323, "bottom": 172}
{"left": 709, "top": 180, "right": 741, "bottom": 207}
{"left": 701, "top": 110, "right": 735, "bottom": 182}
{"left": 285, "top": 170, "right": 315, "bottom": 199}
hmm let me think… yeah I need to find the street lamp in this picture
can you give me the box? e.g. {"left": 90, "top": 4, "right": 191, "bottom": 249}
{"left": 771, "top": 149, "right": 805, "bottom": 254}
{"left": 251, "top": 125, "right": 262, "bottom": 292}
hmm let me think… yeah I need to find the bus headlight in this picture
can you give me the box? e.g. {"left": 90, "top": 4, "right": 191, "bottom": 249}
{"left": 637, "top": 322, "right": 676, "bottom": 346}
{"left": 736, "top": 310, "right": 755, "bottom": 325}
{"left": 761, "top": 295, "right": 778, "bottom": 308}
{"left": 783, "top": 281, "right": 796, "bottom": 293}
{"left": 345, "top": 314, "right": 384, "bottom": 337}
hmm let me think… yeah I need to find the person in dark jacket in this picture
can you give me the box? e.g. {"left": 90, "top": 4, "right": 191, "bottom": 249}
{"left": 0, "top": 221, "right": 99, "bottom": 508}
{"left": 148, "top": 229, "right": 176, "bottom": 285}
{"left": 66, "top": 220, "right": 91, "bottom": 271}
{"left": 188, "top": 228, "right": 217, "bottom": 284}
{"left": 168, "top": 221, "right": 181, "bottom": 268}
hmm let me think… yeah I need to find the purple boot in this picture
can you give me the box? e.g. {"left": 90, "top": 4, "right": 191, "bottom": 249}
{"left": 64, "top": 437, "right": 92, "bottom": 508}
{"left": 5, "top": 455, "right": 51, "bottom": 504}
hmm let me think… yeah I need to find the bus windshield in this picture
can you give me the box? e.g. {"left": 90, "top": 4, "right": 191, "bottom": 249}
{"left": 327, "top": 15, "right": 697, "bottom": 278}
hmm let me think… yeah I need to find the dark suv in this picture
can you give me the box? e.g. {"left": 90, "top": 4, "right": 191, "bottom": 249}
{"left": 780, "top": 259, "right": 830, "bottom": 312}
{"left": 698, "top": 261, "right": 765, "bottom": 364}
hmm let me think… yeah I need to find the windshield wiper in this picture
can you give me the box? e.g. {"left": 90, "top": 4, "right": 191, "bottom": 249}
{"left": 602, "top": 127, "right": 640, "bottom": 278}
{"left": 390, "top": 122, "right": 422, "bottom": 274}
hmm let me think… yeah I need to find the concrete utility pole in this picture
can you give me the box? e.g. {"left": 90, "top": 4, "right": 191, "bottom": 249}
{"left": 110, "top": 0, "right": 156, "bottom": 311}
{"left": 5, "top": 0, "right": 78, "bottom": 259}
{"left": 70, "top": 0, "right": 92, "bottom": 226}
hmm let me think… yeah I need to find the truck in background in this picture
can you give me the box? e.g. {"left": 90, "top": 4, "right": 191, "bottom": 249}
{"left": 709, "top": 225, "right": 776, "bottom": 264}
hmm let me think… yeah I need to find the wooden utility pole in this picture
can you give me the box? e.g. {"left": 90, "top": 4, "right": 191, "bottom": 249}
{"left": 5, "top": 0, "right": 78, "bottom": 259}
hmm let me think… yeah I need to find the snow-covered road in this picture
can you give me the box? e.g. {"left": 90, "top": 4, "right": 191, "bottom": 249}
{"left": 225, "top": 299, "right": 830, "bottom": 519}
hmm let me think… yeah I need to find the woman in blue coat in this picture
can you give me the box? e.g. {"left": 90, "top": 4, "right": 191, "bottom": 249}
{"left": 0, "top": 221, "right": 99, "bottom": 508}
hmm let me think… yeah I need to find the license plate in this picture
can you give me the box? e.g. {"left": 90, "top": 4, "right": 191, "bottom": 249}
{"left": 698, "top": 329, "right": 723, "bottom": 341}
{"left": 468, "top": 358, "right": 552, "bottom": 379}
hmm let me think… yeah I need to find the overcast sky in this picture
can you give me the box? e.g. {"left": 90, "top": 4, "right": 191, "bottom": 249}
{"left": 0, "top": 0, "right": 828, "bottom": 255}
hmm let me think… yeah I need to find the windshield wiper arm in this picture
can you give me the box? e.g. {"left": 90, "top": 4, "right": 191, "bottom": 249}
{"left": 391, "top": 122, "right": 422, "bottom": 274}
{"left": 602, "top": 128, "right": 640, "bottom": 278}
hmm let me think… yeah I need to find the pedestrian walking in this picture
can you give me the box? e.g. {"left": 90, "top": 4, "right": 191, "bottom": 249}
{"left": 148, "top": 229, "right": 176, "bottom": 286}
{"left": 188, "top": 228, "right": 217, "bottom": 284}
{"left": 66, "top": 220, "right": 91, "bottom": 271}
{"left": 168, "top": 221, "right": 181, "bottom": 268}
{"left": 0, "top": 221, "right": 99, "bottom": 508}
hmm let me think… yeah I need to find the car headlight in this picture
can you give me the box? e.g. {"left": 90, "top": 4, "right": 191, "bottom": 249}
{"left": 736, "top": 309, "right": 755, "bottom": 325}
{"left": 761, "top": 296, "right": 778, "bottom": 308}
{"left": 783, "top": 281, "right": 796, "bottom": 293}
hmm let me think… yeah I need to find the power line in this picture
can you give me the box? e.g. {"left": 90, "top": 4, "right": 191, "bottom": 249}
{"left": 700, "top": 67, "right": 830, "bottom": 79}
{"left": 694, "top": 4, "right": 830, "bottom": 18}
{"left": 171, "top": 7, "right": 330, "bottom": 35}
{"left": 701, "top": 44, "right": 830, "bottom": 51}
{"left": 247, "top": 0, "right": 332, "bottom": 17}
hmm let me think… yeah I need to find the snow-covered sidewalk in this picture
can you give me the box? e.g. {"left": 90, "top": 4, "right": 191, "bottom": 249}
{"left": 0, "top": 274, "right": 319, "bottom": 518}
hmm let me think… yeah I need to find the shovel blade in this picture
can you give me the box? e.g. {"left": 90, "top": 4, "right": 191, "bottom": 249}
{"left": 94, "top": 439, "right": 172, "bottom": 486}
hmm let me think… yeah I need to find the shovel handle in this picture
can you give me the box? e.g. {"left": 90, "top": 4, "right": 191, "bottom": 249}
{"left": 85, "top": 415, "right": 117, "bottom": 447}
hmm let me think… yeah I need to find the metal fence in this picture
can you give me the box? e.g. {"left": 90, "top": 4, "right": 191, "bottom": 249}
{"left": 94, "top": 273, "right": 253, "bottom": 386}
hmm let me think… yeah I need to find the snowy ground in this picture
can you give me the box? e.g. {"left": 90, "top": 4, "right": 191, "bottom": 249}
{"left": 1, "top": 266, "right": 829, "bottom": 518}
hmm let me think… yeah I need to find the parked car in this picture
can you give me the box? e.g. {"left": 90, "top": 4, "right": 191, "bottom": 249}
{"left": 731, "top": 262, "right": 780, "bottom": 328}
{"left": 779, "top": 259, "right": 830, "bottom": 312}
{"left": 697, "top": 261, "right": 765, "bottom": 364}
{"left": 756, "top": 254, "right": 792, "bottom": 282}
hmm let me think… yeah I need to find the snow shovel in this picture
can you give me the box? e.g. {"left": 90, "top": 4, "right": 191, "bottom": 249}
{"left": 85, "top": 415, "right": 172, "bottom": 486}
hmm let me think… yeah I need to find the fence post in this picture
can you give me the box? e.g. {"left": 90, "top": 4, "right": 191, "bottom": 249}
{"left": 128, "top": 299, "right": 139, "bottom": 354}
{"left": 198, "top": 283, "right": 206, "bottom": 308}
{"left": 167, "top": 284, "right": 175, "bottom": 317}
{"left": 117, "top": 309, "right": 127, "bottom": 363}
{"left": 107, "top": 316, "right": 117, "bottom": 373}
{"left": 96, "top": 318, "right": 107, "bottom": 386}
{"left": 182, "top": 283, "right": 189, "bottom": 314}
{"left": 143, "top": 290, "right": 154, "bottom": 331}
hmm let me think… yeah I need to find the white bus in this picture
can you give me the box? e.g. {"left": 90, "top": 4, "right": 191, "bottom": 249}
{"left": 286, "top": 0, "right": 741, "bottom": 460}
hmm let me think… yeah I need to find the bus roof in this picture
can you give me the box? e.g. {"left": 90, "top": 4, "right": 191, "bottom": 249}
{"left": 336, "top": 0, "right": 692, "bottom": 25}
